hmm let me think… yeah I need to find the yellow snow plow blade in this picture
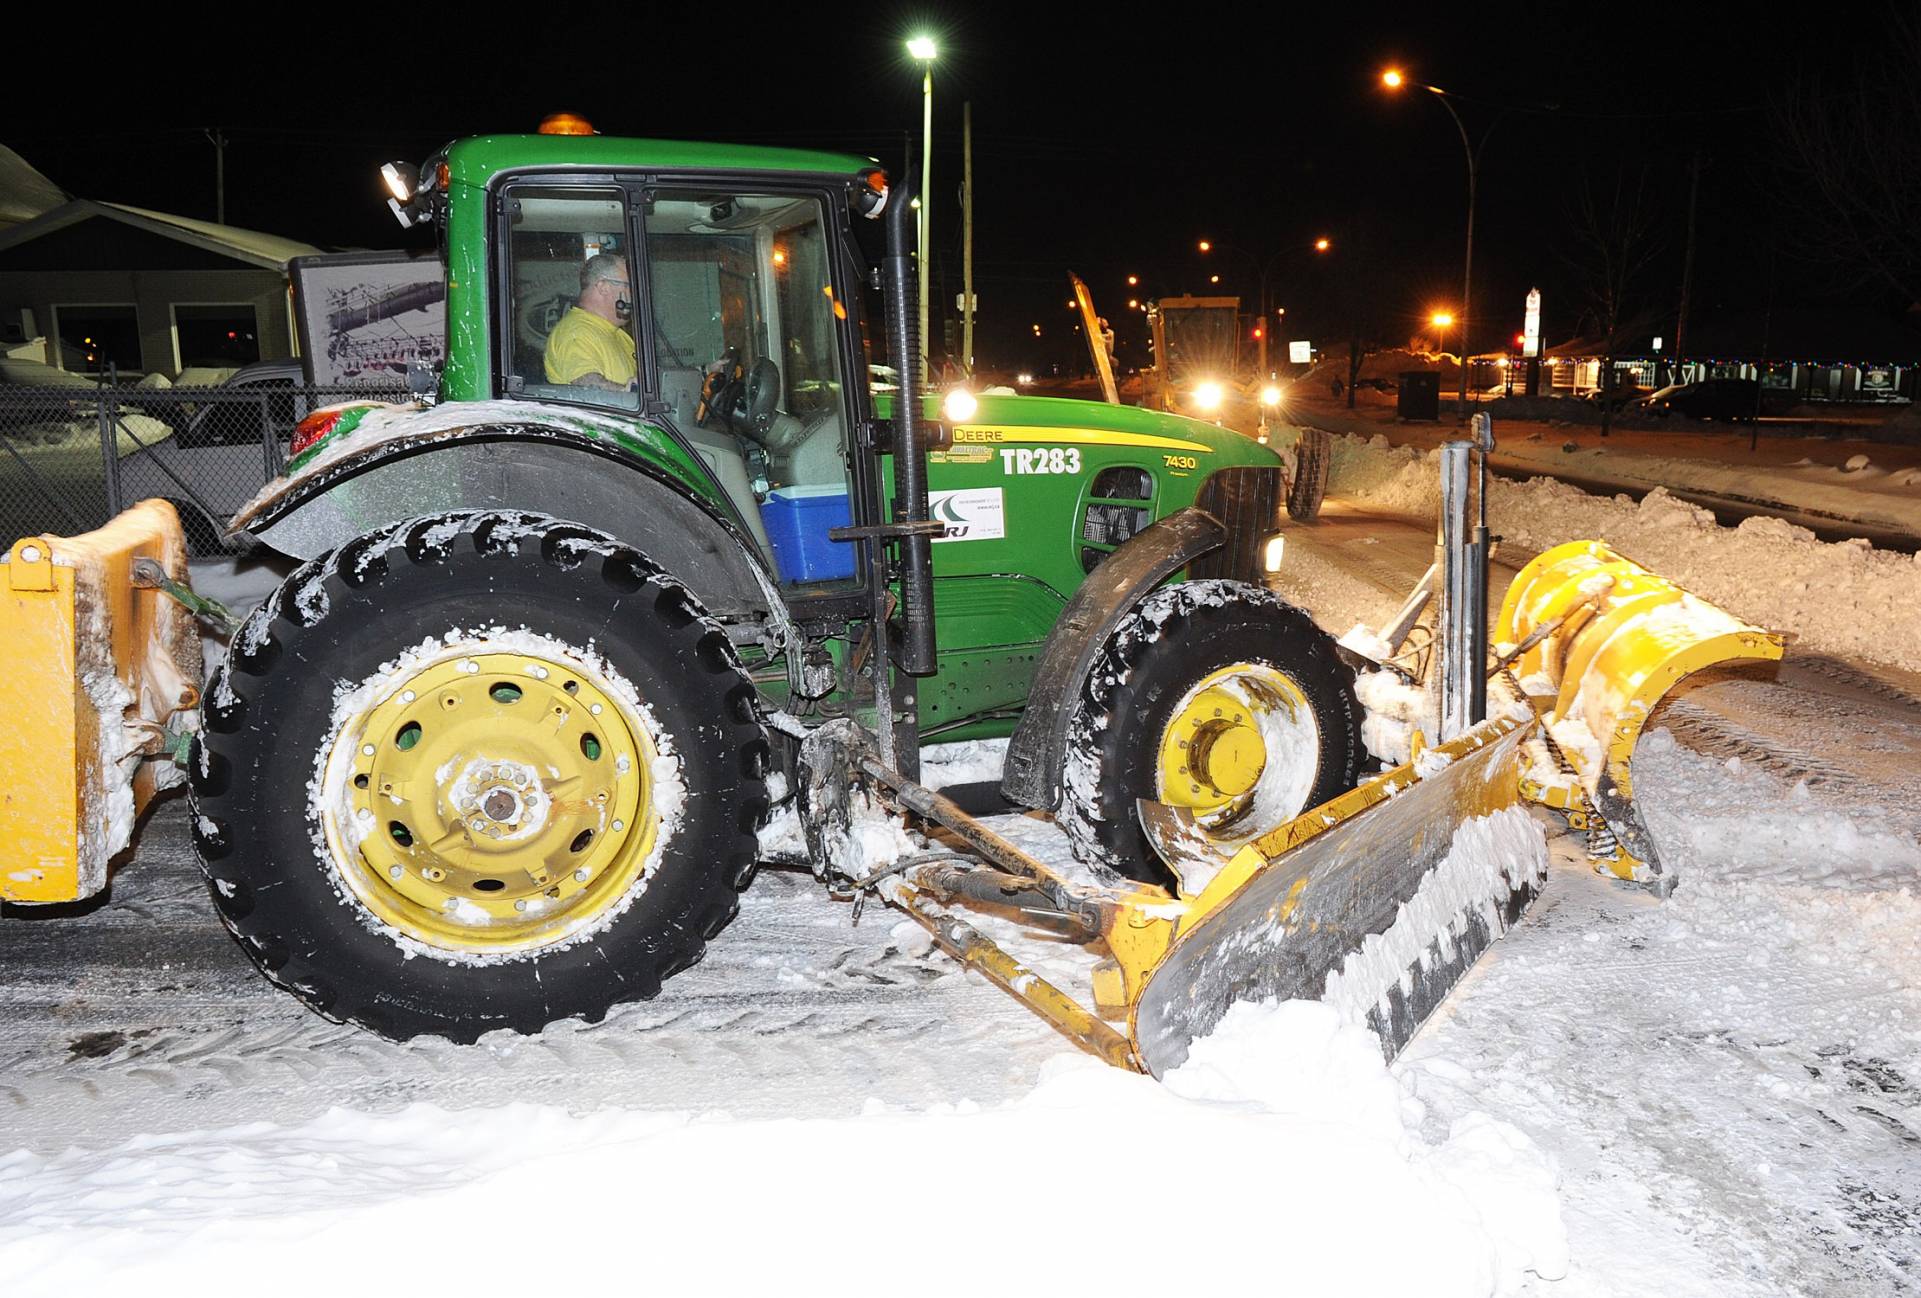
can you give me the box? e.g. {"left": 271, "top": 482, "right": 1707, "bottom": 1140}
{"left": 856, "top": 717, "right": 1542, "bottom": 1074}
{"left": 1121, "top": 718, "right": 1539, "bottom": 1074}
{"left": 1, "top": 500, "right": 201, "bottom": 904}
{"left": 1496, "top": 539, "right": 1783, "bottom": 884}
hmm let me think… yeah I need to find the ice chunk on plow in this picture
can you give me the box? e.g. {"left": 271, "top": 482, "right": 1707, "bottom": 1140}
{"left": 1132, "top": 719, "right": 1541, "bottom": 1076}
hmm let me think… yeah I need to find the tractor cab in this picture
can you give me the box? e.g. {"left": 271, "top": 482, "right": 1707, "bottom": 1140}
{"left": 494, "top": 177, "right": 874, "bottom": 592}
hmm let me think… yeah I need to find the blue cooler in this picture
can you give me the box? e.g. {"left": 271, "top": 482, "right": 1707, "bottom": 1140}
{"left": 759, "top": 485, "right": 855, "bottom": 583}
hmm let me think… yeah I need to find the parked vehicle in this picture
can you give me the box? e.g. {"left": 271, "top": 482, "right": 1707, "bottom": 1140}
{"left": 1584, "top": 382, "right": 1650, "bottom": 412}
{"left": 1638, "top": 378, "right": 1765, "bottom": 421}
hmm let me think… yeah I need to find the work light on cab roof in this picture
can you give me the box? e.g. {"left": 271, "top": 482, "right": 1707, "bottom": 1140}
{"left": 381, "top": 154, "right": 448, "bottom": 229}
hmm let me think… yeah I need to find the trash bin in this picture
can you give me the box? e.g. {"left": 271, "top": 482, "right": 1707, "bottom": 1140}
{"left": 1398, "top": 371, "right": 1441, "bottom": 421}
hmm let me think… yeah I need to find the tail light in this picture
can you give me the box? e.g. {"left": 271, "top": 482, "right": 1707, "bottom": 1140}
{"left": 289, "top": 409, "right": 346, "bottom": 459}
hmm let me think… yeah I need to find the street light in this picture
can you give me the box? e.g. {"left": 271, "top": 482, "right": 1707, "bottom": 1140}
{"left": 907, "top": 36, "right": 937, "bottom": 372}
{"left": 1383, "top": 66, "right": 1484, "bottom": 420}
{"left": 1430, "top": 311, "right": 1455, "bottom": 364}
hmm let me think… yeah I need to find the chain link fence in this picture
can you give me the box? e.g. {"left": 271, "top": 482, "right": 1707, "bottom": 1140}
{"left": 0, "top": 380, "right": 409, "bottom": 553}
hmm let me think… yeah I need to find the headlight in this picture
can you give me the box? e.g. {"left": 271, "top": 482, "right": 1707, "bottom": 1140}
{"left": 1193, "top": 381, "right": 1224, "bottom": 413}
{"left": 1263, "top": 533, "right": 1286, "bottom": 572}
{"left": 942, "top": 387, "right": 979, "bottom": 423}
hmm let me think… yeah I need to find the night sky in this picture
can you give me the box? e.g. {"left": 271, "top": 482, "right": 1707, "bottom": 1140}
{"left": 9, "top": 2, "right": 1900, "bottom": 372}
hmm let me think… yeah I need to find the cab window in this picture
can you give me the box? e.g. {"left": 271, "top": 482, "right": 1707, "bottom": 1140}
{"left": 501, "top": 185, "right": 638, "bottom": 410}
{"left": 646, "top": 190, "right": 855, "bottom": 588}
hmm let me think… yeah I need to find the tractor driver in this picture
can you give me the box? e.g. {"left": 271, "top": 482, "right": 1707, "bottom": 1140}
{"left": 544, "top": 253, "right": 637, "bottom": 390}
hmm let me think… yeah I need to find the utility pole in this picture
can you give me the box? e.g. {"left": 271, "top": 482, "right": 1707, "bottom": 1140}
{"left": 1672, "top": 150, "right": 1701, "bottom": 387}
{"left": 962, "top": 101, "right": 975, "bottom": 378}
{"left": 205, "top": 128, "right": 228, "bottom": 225}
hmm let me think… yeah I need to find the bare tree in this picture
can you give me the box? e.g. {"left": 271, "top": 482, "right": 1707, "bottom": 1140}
{"left": 1773, "top": 9, "right": 1921, "bottom": 303}
{"left": 1563, "top": 165, "right": 1667, "bottom": 435}
{"left": 1330, "top": 225, "right": 1399, "bottom": 409}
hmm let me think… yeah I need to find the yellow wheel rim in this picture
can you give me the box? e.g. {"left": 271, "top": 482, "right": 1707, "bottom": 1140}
{"left": 318, "top": 645, "right": 663, "bottom": 956}
{"left": 1143, "top": 661, "right": 1320, "bottom": 889}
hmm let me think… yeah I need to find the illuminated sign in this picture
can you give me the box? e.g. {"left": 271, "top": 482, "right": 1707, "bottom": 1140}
{"left": 1523, "top": 288, "right": 1541, "bottom": 359}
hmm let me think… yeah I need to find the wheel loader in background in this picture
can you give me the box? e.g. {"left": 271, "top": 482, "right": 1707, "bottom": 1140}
{"left": 1, "top": 124, "right": 1781, "bottom": 1073}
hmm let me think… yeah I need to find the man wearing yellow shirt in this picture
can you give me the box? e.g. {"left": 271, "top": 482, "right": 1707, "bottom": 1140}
{"left": 543, "top": 253, "right": 637, "bottom": 389}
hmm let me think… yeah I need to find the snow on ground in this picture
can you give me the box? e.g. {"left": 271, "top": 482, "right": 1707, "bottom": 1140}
{"left": 0, "top": 481, "right": 1912, "bottom": 1295}
{"left": 0, "top": 1001, "right": 1565, "bottom": 1298}
{"left": 1322, "top": 432, "right": 1921, "bottom": 673}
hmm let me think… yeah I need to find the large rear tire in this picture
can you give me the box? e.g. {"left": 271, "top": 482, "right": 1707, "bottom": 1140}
{"left": 190, "top": 510, "right": 770, "bottom": 1042}
{"left": 1058, "top": 580, "right": 1364, "bottom": 891}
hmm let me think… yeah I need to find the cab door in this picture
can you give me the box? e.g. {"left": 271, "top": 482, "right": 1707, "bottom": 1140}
{"left": 639, "top": 186, "right": 867, "bottom": 594}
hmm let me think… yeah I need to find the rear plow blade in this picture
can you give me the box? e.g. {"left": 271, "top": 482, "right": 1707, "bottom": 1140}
{"left": 1, "top": 500, "right": 200, "bottom": 904}
{"left": 1130, "top": 719, "right": 1542, "bottom": 1076}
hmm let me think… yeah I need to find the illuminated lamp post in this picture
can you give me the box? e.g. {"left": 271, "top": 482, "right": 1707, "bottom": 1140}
{"left": 1383, "top": 67, "right": 1484, "bottom": 420}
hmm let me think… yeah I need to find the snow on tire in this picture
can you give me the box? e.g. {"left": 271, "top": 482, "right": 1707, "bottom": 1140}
{"left": 1058, "top": 580, "right": 1365, "bottom": 890}
{"left": 189, "top": 510, "right": 771, "bottom": 1042}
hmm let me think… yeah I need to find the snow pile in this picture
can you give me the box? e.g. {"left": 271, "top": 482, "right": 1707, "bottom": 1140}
{"left": 1326, "top": 434, "right": 1921, "bottom": 672}
{"left": 0, "top": 1000, "right": 1565, "bottom": 1298}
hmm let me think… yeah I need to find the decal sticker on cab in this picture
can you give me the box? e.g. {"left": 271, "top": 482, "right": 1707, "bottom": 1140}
{"left": 929, "top": 487, "right": 1006, "bottom": 542}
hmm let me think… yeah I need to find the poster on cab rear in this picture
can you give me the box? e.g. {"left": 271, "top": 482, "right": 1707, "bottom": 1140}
{"left": 290, "top": 250, "right": 447, "bottom": 386}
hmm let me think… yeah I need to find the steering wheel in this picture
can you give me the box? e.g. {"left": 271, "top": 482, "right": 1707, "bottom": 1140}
{"left": 736, "top": 357, "right": 780, "bottom": 440}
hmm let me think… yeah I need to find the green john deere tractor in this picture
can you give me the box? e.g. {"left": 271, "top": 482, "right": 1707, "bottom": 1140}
{"left": 169, "top": 129, "right": 1360, "bottom": 1045}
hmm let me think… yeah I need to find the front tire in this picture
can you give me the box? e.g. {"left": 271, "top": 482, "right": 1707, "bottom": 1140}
{"left": 190, "top": 511, "right": 770, "bottom": 1042}
{"left": 1058, "top": 580, "right": 1364, "bottom": 891}
{"left": 1286, "top": 426, "right": 1331, "bottom": 521}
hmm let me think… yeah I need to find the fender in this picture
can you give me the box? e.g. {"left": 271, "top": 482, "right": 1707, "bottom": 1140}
{"left": 999, "top": 507, "right": 1226, "bottom": 811}
{"left": 232, "top": 408, "right": 787, "bottom": 637}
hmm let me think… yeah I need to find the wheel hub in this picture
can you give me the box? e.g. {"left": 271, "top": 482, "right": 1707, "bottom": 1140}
{"left": 1158, "top": 683, "right": 1271, "bottom": 811}
{"left": 320, "top": 648, "right": 661, "bottom": 954}
{"left": 1143, "top": 661, "right": 1323, "bottom": 891}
